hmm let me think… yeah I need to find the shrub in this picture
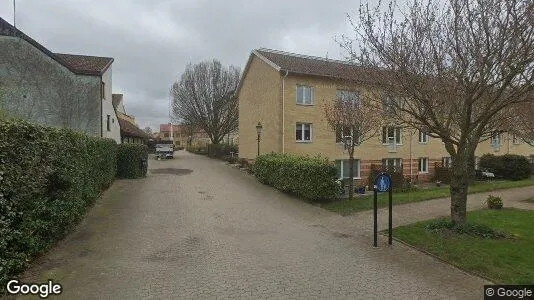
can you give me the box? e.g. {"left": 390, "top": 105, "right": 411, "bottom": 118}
{"left": 207, "top": 143, "right": 238, "bottom": 158}
{"left": 486, "top": 194, "right": 504, "bottom": 209}
{"left": 253, "top": 153, "right": 339, "bottom": 202}
{"left": 425, "top": 218, "right": 506, "bottom": 239}
{"left": 116, "top": 143, "right": 148, "bottom": 179}
{"left": 0, "top": 119, "right": 117, "bottom": 291}
{"left": 480, "top": 154, "right": 531, "bottom": 181}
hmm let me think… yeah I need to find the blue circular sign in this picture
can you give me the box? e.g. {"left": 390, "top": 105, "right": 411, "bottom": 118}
{"left": 375, "top": 173, "right": 391, "bottom": 192}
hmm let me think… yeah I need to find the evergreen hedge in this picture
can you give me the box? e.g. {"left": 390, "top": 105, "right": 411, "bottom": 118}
{"left": 253, "top": 153, "right": 339, "bottom": 202}
{"left": 0, "top": 120, "right": 117, "bottom": 291}
{"left": 479, "top": 154, "right": 531, "bottom": 181}
{"left": 116, "top": 143, "right": 148, "bottom": 179}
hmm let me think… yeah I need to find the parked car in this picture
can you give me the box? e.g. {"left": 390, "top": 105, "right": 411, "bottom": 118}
{"left": 155, "top": 142, "right": 174, "bottom": 159}
{"left": 475, "top": 168, "right": 496, "bottom": 180}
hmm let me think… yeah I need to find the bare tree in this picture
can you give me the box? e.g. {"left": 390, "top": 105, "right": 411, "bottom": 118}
{"left": 324, "top": 90, "right": 382, "bottom": 199}
{"left": 143, "top": 126, "right": 153, "bottom": 135}
{"left": 342, "top": 0, "right": 534, "bottom": 224}
{"left": 171, "top": 60, "right": 240, "bottom": 144}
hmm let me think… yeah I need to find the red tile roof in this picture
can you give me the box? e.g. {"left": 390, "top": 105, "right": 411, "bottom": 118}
{"left": 118, "top": 116, "right": 149, "bottom": 139}
{"left": 55, "top": 53, "right": 113, "bottom": 76}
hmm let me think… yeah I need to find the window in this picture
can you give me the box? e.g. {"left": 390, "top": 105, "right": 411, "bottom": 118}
{"left": 336, "top": 90, "right": 360, "bottom": 106}
{"left": 418, "top": 157, "right": 429, "bottom": 173}
{"left": 101, "top": 82, "right": 105, "bottom": 99}
{"left": 106, "top": 115, "right": 111, "bottom": 131}
{"left": 475, "top": 156, "right": 480, "bottom": 170}
{"left": 442, "top": 157, "right": 452, "bottom": 168}
{"left": 296, "top": 85, "right": 313, "bottom": 105}
{"left": 296, "top": 123, "right": 312, "bottom": 142}
{"left": 512, "top": 134, "right": 521, "bottom": 145}
{"left": 490, "top": 133, "right": 502, "bottom": 146}
{"left": 335, "top": 126, "right": 363, "bottom": 144}
{"left": 418, "top": 130, "right": 428, "bottom": 143}
{"left": 382, "top": 96, "right": 401, "bottom": 116}
{"left": 529, "top": 155, "right": 534, "bottom": 164}
{"left": 382, "top": 158, "right": 402, "bottom": 171}
{"left": 163, "top": 133, "right": 169, "bottom": 138}
{"left": 382, "top": 126, "right": 402, "bottom": 144}
{"left": 335, "top": 159, "right": 361, "bottom": 179}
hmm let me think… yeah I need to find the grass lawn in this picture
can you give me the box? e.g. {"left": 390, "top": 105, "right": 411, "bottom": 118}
{"left": 393, "top": 208, "right": 534, "bottom": 284}
{"left": 323, "top": 177, "right": 534, "bottom": 215}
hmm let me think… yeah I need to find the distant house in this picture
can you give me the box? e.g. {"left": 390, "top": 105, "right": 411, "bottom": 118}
{"left": 159, "top": 124, "right": 210, "bottom": 147}
{"left": 0, "top": 17, "right": 120, "bottom": 143}
{"left": 112, "top": 94, "right": 148, "bottom": 144}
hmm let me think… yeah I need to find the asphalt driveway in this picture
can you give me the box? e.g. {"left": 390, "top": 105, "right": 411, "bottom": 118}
{"left": 15, "top": 151, "right": 488, "bottom": 299}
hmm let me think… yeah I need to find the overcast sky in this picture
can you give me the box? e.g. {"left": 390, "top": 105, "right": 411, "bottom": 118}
{"left": 0, "top": 0, "right": 363, "bottom": 131}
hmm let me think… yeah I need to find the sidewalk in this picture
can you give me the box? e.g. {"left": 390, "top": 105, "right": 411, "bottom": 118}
{"left": 325, "top": 185, "right": 534, "bottom": 236}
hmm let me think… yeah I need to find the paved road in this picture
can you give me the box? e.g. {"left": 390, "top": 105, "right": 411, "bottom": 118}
{"left": 15, "top": 151, "right": 489, "bottom": 299}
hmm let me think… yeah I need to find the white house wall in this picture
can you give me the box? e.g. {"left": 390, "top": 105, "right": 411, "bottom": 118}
{"left": 0, "top": 36, "right": 101, "bottom": 136}
{"left": 101, "top": 66, "right": 121, "bottom": 143}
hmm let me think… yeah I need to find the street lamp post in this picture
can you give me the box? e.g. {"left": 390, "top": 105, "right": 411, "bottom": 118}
{"left": 256, "top": 122, "right": 263, "bottom": 157}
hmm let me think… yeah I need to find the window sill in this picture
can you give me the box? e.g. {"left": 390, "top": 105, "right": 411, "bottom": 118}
{"left": 418, "top": 171, "right": 429, "bottom": 174}
{"left": 418, "top": 142, "right": 428, "bottom": 144}
{"left": 296, "top": 140, "right": 312, "bottom": 143}
{"left": 296, "top": 103, "right": 314, "bottom": 106}
{"left": 382, "top": 143, "right": 403, "bottom": 146}
{"left": 338, "top": 177, "right": 362, "bottom": 180}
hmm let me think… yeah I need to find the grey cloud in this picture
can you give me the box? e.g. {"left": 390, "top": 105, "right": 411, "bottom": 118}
{"left": 1, "top": 0, "right": 361, "bottom": 130}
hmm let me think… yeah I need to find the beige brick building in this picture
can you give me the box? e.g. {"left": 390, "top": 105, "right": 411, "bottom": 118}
{"left": 237, "top": 48, "right": 534, "bottom": 183}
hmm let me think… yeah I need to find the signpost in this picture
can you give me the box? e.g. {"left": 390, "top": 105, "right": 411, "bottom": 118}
{"left": 373, "top": 172, "right": 393, "bottom": 247}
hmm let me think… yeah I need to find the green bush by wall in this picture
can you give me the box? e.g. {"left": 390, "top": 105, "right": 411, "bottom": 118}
{"left": 0, "top": 119, "right": 117, "bottom": 291}
{"left": 253, "top": 153, "right": 339, "bottom": 202}
{"left": 116, "top": 143, "right": 148, "bottom": 179}
{"left": 480, "top": 154, "right": 531, "bottom": 181}
{"left": 207, "top": 143, "right": 238, "bottom": 158}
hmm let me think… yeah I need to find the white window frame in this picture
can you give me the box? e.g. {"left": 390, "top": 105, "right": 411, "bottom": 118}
{"left": 336, "top": 159, "right": 361, "bottom": 179}
{"left": 382, "top": 158, "right": 402, "bottom": 169}
{"left": 490, "top": 133, "right": 503, "bottom": 146}
{"left": 418, "top": 130, "right": 428, "bottom": 144}
{"left": 296, "top": 123, "right": 312, "bottom": 142}
{"left": 442, "top": 157, "right": 452, "bottom": 168}
{"left": 418, "top": 157, "right": 429, "bottom": 173}
{"left": 475, "top": 156, "right": 480, "bottom": 170}
{"left": 335, "top": 126, "right": 363, "bottom": 145}
{"left": 296, "top": 85, "right": 314, "bottom": 105}
{"left": 382, "top": 126, "right": 402, "bottom": 145}
{"left": 512, "top": 134, "right": 521, "bottom": 145}
{"left": 336, "top": 89, "right": 360, "bottom": 106}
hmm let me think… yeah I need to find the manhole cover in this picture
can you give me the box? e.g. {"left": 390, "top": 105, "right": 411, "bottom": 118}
{"left": 150, "top": 168, "right": 193, "bottom": 175}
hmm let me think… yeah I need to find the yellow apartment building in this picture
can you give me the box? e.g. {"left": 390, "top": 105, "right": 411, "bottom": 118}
{"left": 236, "top": 48, "right": 534, "bottom": 183}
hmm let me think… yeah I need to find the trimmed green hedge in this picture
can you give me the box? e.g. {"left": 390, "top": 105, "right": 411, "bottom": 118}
{"left": 480, "top": 154, "right": 531, "bottom": 181}
{"left": 116, "top": 143, "right": 148, "bottom": 179}
{"left": 253, "top": 153, "right": 339, "bottom": 202}
{"left": 207, "top": 143, "right": 238, "bottom": 158}
{"left": 0, "top": 120, "right": 117, "bottom": 291}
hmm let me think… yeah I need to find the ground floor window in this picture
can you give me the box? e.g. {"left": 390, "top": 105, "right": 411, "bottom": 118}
{"left": 335, "top": 159, "right": 360, "bottom": 179}
{"left": 382, "top": 158, "right": 402, "bottom": 171}
{"left": 475, "top": 156, "right": 480, "bottom": 170}
{"left": 442, "top": 157, "right": 452, "bottom": 168}
{"left": 296, "top": 123, "right": 312, "bottom": 142}
{"left": 418, "top": 157, "right": 429, "bottom": 173}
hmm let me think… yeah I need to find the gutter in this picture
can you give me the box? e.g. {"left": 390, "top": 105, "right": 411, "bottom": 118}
{"left": 282, "top": 70, "right": 289, "bottom": 153}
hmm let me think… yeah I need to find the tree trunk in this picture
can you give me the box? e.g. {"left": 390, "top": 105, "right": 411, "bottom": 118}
{"left": 348, "top": 150, "right": 355, "bottom": 199}
{"left": 449, "top": 154, "right": 470, "bottom": 225}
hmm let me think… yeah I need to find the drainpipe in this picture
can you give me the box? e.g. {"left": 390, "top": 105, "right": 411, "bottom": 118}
{"left": 282, "top": 70, "right": 289, "bottom": 153}
{"left": 409, "top": 130, "right": 413, "bottom": 179}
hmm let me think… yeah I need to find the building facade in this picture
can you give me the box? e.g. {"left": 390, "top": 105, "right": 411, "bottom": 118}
{"left": 0, "top": 17, "right": 121, "bottom": 143}
{"left": 237, "top": 48, "right": 534, "bottom": 183}
{"left": 159, "top": 124, "right": 211, "bottom": 147}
